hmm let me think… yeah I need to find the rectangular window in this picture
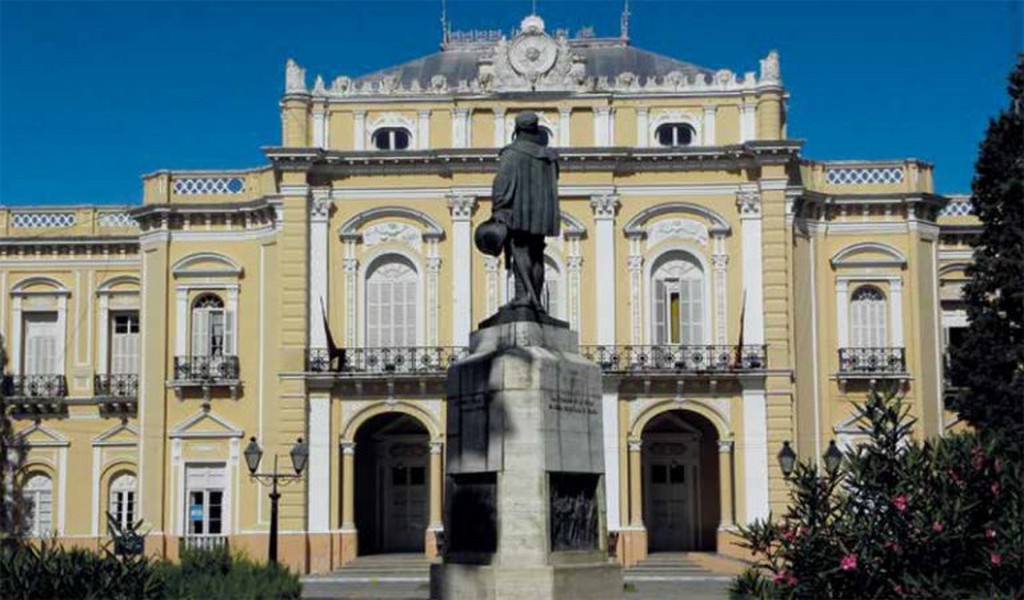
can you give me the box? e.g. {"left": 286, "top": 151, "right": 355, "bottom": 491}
{"left": 185, "top": 464, "right": 227, "bottom": 536}
{"left": 110, "top": 312, "right": 140, "bottom": 374}
{"left": 23, "top": 312, "right": 60, "bottom": 375}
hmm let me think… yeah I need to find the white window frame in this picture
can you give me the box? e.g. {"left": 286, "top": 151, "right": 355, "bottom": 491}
{"left": 109, "top": 312, "right": 140, "bottom": 375}
{"left": 644, "top": 249, "right": 712, "bottom": 346}
{"left": 371, "top": 127, "right": 412, "bottom": 151}
{"left": 175, "top": 285, "right": 239, "bottom": 358}
{"left": 835, "top": 276, "right": 904, "bottom": 349}
{"left": 96, "top": 279, "right": 140, "bottom": 377}
{"left": 654, "top": 123, "right": 697, "bottom": 148}
{"left": 23, "top": 473, "right": 54, "bottom": 537}
{"left": 9, "top": 283, "right": 68, "bottom": 376}
{"left": 183, "top": 463, "right": 229, "bottom": 537}
{"left": 648, "top": 111, "right": 702, "bottom": 148}
{"left": 366, "top": 113, "right": 417, "bottom": 151}
{"left": 21, "top": 311, "right": 62, "bottom": 376}
{"left": 108, "top": 472, "right": 137, "bottom": 531}
{"left": 358, "top": 252, "right": 425, "bottom": 348}
{"left": 363, "top": 255, "right": 421, "bottom": 348}
{"left": 849, "top": 285, "right": 888, "bottom": 348}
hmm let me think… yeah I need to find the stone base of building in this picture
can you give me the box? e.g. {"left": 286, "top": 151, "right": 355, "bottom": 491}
{"left": 716, "top": 527, "right": 747, "bottom": 561}
{"left": 615, "top": 527, "right": 648, "bottom": 567}
{"left": 430, "top": 560, "right": 622, "bottom": 600}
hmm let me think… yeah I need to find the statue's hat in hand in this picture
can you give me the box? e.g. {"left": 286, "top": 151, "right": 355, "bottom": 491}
{"left": 474, "top": 218, "right": 507, "bottom": 257}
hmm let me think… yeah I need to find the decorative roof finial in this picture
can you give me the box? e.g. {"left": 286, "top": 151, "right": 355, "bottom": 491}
{"left": 441, "top": 0, "right": 450, "bottom": 48}
{"left": 620, "top": 0, "right": 631, "bottom": 41}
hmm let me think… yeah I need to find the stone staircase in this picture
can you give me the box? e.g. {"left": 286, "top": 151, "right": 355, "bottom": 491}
{"left": 623, "top": 553, "right": 737, "bottom": 599}
{"left": 301, "top": 553, "right": 432, "bottom": 600}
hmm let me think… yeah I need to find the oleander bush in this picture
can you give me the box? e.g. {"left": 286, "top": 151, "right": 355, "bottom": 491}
{"left": 731, "top": 388, "right": 1023, "bottom": 599}
{"left": 0, "top": 541, "right": 301, "bottom": 599}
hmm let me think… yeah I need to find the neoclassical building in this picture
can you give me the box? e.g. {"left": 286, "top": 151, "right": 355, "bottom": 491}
{"left": 0, "top": 14, "right": 978, "bottom": 571}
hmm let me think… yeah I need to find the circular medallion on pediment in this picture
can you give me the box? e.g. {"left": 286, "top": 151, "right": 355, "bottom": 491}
{"left": 509, "top": 32, "right": 558, "bottom": 78}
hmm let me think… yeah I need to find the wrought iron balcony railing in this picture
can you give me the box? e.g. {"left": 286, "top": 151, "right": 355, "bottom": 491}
{"left": 173, "top": 355, "right": 240, "bottom": 383}
{"left": 581, "top": 345, "right": 768, "bottom": 374}
{"left": 179, "top": 534, "right": 228, "bottom": 554}
{"left": 1, "top": 375, "right": 67, "bottom": 399}
{"left": 306, "top": 347, "right": 469, "bottom": 375}
{"left": 94, "top": 373, "right": 139, "bottom": 398}
{"left": 838, "top": 347, "right": 906, "bottom": 376}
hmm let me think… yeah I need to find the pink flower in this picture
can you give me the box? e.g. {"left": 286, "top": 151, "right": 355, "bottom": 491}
{"left": 894, "top": 584, "right": 904, "bottom": 595}
{"left": 932, "top": 521, "right": 944, "bottom": 533}
{"left": 971, "top": 447, "right": 985, "bottom": 471}
{"left": 773, "top": 571, "right": 798, "bottom": 587}
{"left": 786, "top": 574, "right": 798, "bottom": 587}
{"left": 985, "top": 528, "right": 997, "bottom": 539}
{"left": 840, "top": 554, "right": 858, "bottom": 571}
{"left": 892, "top": 494, "right": 908, "bottom": 512}
{"left": 990, "top": 552, "right": 1002, "bottom": 566}
{"left": 782, "top": 528, "right": 796, "bottom": 542}
{"left": 884, "top": 540, "right": 902, "bottom": 554}
{"left": 991, "top": 482, "right": 1000, "bottom": 496}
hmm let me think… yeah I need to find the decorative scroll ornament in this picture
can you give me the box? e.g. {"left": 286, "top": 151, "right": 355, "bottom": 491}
{"left": 646, "top": 218, "right": 709, "bottom": 249}
{"left": 362, "top": 221, "right": 421, "bottom": 251}
{"left": 490, "top": 15, "right": 586, "bottom": 92}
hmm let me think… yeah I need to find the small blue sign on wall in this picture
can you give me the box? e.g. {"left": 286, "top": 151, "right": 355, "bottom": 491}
{"left": 190, "top": 505, "right": 204, "bottom": 521}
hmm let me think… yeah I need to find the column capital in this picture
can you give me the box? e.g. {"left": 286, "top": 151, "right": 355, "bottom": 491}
{"left": 718, "top": 439, "right": 735, "bottom": 454}
{"left": 595, "top": 105, "right": 611, "bottom": 116}
{"left": 342, "top": 258, "right": 358, "bottom": 273}
{"left": 590, "top": 194, "right": 620, "bottom": 219}
{"left": 426, "top": 256, "right": 442, "bottom": 273}
{"left": 493, "top": 106, "right": 507, "bottom": 117}
{"left": 627, "top": 438, "right": 643, "bottom": 453}
{"left": 711, "top": 253, "right": 729, "bottom": 269}
{"left": 484, "top": 255, "right": 501, "bottom": 273}
{"left": 418, "top": 109, "right": 431, "bottom": 118}
{"left": 447, "top": 194, "right": 476, "bottom": 221}
{"left": 310, "top": 188, "right": 332, "bottom": 221}
{"left": 451, "top": 107, "right": 471, "bottom": 118}
{"left": 627, "top": 254, "right": 644, "bottom": 271}
{"left": 340, "top": 441, "right": 356, "bottom": 454}
{"left": 567, "top": 255, "right": 584, "bottom": 270}
{"left": 703, "top": 103, "right": 717, "bottom": 115}
{"left": 736, "top": 190, "right": 762, "bottom": 217}
{"left": 635, "top": 105, "right": 649, "bottom": 117}
{"left": 429, "top": 441, "right": 444, "bottom": 455}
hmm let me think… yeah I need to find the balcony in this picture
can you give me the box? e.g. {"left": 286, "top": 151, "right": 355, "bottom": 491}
{"left": 581, "top": 345, "right": 768, "bottom": 375}
{"left": 94, "top": 374, "right": 138, "bottom": 415}
{"left": 837, "top": 347, "right": 907, "bottom": 379}
{"left": 179, "top": 534, "right": 228, "bottom": 554}
{"left": 171, "top": 356, "right": 240, "bottom": 399}
{"left": 1, "top": 375, "right": 67, "bottom": 414}
{"left": 306, "top": 347, "right": 469, "bottom": 376}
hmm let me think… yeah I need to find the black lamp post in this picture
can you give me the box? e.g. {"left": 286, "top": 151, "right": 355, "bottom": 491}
{"left": 823, "top": 439, "right": 843, "bottom": 474}
{"left": 777, "top": 440, "right": 797, "bottom": 478}
{"left": 244, "top": 436, "right": 308, "bottom": 564}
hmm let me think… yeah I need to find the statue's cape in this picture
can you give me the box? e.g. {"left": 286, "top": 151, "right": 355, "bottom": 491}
{"left": 491, "top": 139, "right": 561, "bottom": 237}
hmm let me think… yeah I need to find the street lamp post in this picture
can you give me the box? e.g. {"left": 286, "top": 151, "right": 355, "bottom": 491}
{"left": 776, "top": 439, "right": 844, "bottom": 479}
{"left": 244, "top": 436, "right": 308, "bottom": 564}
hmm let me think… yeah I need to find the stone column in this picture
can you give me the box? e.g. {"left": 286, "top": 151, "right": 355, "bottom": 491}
{"left": 428, "top": 441, "right": 444, "bottom": 528}
{"left": 703, "top": 104, "right": 717, "bottom": 146}
{"left": 308, "top": 393, "right": 331, "bottom": 533}
{"left": 591, "top": 194, "right": 619, "bottom": 346}
{"left": 353, "top": 111, "right": 366, "bottom": 150}
{"left": 308, "top": 189, "right": 331, "bottom": 350}
{"left": 602, "top": 380, "right": 621, "bottom": 531}
{"left": 594, "top": 106, "right": 612, "bottom": 147}
{"left": 312, "top": 106, "right": 326, "bottom": 148}
{"left": 712, "top": 234, "right": 729, "bottom": 345}
{"left": 341, "top": 441, "right": 356, "bottom": 528}
{"left": 447, "top": 195, "right": 475, "bottom": 346}
{"left": 627, "top": 438, "right": 643, "bottom": 526}
{"left": 736, "top": 190, "right": 765, "bottom": 346}
{"left": 741, "top": 378, "right": 769, "bottom": 522}
{"left": 452, "top": 108, "right": 470, "bottom": 148}
{"left": 417, "top": 110, "right": 431, "bottom": 150}
{"left": 559, "top": 107, "right": 572, "bottom": 147}
{"left": 493, "top": 107, "right": 507, "bottom": 147}
{"left": 717, "top": 440, "right": 735, "bottom": 529}
{"left": 740, "top": 101, "right": 756, "bottom": 143}
{"left": 635, "top": 107, "right": 649, "bottom": 148}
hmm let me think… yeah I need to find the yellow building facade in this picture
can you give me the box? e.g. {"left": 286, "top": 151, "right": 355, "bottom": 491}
{"left": 1, "top": 15, "right": 977, "bottom": 572}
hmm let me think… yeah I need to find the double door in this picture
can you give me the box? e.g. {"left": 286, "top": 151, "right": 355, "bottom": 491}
{"left": 645, "top": 437, "right": 699, "bottom": 551}
{"left": 377, "top": 441, "right": 428, "bottom": 552}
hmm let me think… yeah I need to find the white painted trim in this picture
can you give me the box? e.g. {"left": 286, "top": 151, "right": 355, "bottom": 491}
{"left": 642, "top": 244, "right": 714, "bottom": 345}
{"left": 492, "top": 107, "right": 506, "bottom": 148}
{"left": 737, "top": 191, "right": 765, "bottom": 345}
{"left": 559, "top": 107, "right": 572, "bottom": 147}
{"left": 740, "top": 101, "right": 757, "bottom": 143}
{"left": 648, "top": 109, "right": 702, "bottom": 148}
{"left": 635, "top": 107, "right": 649, "bottom": 148}
{"left": 593, "top": 106, "right": 611, "bottom": 147}
{"left": 175, "top": 289, "right": 188, "bottom": 356}
{"left": 602, "top": 387, "right": 621, "bottom": 530}
{"left": 366, "top": 112, "right": 418, "bottom": 151}
{"left": 417, "top": 110, "right": 430, "bottom": 150}
{"left": 169, "top": 409, "right": 245, "bottom": 439}
{"left": 449, "top": 195, "right": 475, "bottom": 346}
{"left": 831, "top": 242, "right": 908, "bottom": 268}
{"left": 312, "top": 106, "right": 326, "bottom": 148}
{"left": 91, "top": 447, "right": 101, "bottom": 536}
{"left": 836, "top": 275, "right": 904, "bottom": 348}
{"left": 172, "top": 439, "right": 183, "bottom": 535}
{"left": 57, "top": 446, "right": 67, "bottom": 535}
{"left": 308, "top": 394, "right": 330, "bottom": 533}
{"left": 809, "top": 240, "right": 823, "bottom": 461}
{"left": 835, "top": 280, "right": 850, "bottom": 348}
{"left": 741, "top": 382, "right": 769, "bottom": 522}
{"left": 309, "top": 189, "right": 330, "bottom": 349}
{"left": 890, "top": 279, "right": 904, "bottom": 347}
{"left": 702, "top": 105, "right": 717, "bottom": 146}
{"left": 171, "top": 252, "right": 243, "bottom": 278}
{"left": 591, "top": 195, "right": 619, "bottom": 345}
{"left": 353, "top": 111, "right": 366, "bottom": 151}
{"left": 357, "top": 248, "right": 427, "bottom": 347}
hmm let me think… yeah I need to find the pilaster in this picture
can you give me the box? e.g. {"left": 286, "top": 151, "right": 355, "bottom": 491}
{"left": 447, "top": 194, "right": 475, "bottom": 346}
{"left": 591, "top": 194, "right": 620, "bottom": 345}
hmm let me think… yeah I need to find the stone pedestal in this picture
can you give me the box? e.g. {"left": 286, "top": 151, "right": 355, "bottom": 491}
{"left": 430, "top": 320, "right": 622, "bottom": 600}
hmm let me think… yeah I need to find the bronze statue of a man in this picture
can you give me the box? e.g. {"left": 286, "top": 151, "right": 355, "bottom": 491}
{"left": 476, "top": 112, "right": 560, "bottom": 315}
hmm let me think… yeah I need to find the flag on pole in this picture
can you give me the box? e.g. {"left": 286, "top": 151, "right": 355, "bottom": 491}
{"left": 320, "top": 298, "right": 344, "bottom": 371}
{"left": 734, "top": 290, "right": 747, "bottom": 369}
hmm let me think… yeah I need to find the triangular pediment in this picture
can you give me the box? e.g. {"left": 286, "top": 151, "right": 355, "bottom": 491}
{"left": 18, "top": 423, "right": 70, "bottom": 447}
{"left": 170, "top": 409, "right": 244, "bottom": 439}
{"left": 93, "top": 422, "right": 139, "bottom": 447}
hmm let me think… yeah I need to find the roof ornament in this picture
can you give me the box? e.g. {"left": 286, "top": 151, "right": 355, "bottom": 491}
{"left": 760, "top": 50, "right": 781, "bottom": 84}
{"left": 285, "top": 59, "right": 307, "bottom": 94}
{"left": 620, "top": 0, "right": 631, "bottom": 42}
{"left": 440, "top": 0, "right": 450, "bottom": 49}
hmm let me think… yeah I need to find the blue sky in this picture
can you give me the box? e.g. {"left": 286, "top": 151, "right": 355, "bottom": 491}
{"left": 0, "top": 1, "right": 1018, "bottom": 205}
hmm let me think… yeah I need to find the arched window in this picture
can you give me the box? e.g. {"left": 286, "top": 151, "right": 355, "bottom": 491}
{"left": 366, "top": 257, "right": 418, "bottom": 347}
{"left": 23, "top": 473, "right": 53, "bottom": 537}
{"left": 655, "top": 123, "right": 695, "bottom": 147}
{"left": 652, "top": 254, "right": 705, "bottom": 345}
{"left": 850, "top": 286, "right": 887, "bottom": 347}
{"left": 191, "top": 294, "right": 231, "bottom": 357}
{"left": 108, "top": 472, "right": 137, "bottom": 531}
{"left": 372, "top": 128, "right": 411, "bottom": 150}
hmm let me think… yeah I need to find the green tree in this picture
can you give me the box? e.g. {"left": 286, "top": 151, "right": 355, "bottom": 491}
{"left": 947, "top": 55, "right": 1024, "bottom": 438}
{"left": 0, "top": 334, "right": 30, "bottom": 548}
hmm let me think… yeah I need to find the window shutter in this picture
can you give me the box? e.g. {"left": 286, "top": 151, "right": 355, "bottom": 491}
{"left": 24, "top": 313, "right": 59, "bottom": 375}
{"left": 404, "top": 280, "right": 416, "bottom": 346}
{"left": 654, "top": 279, "right": 667, "bottom": 344}
{"left": 224, "top": 310, "right": 236, "bottom": 355}
{"left": 688, "top": 279, "right": 704, "bottom": 345}
{"left": 191, "top": 309, "right": 208, "bottom": 357}
{"left": 366, "top": 281, "right": 380, "bottom": 347}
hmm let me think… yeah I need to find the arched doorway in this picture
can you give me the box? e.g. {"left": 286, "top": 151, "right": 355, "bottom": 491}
{"left": 354, "top": 413, "right": 430, "bottom": 554}
{"left": 641, "top": 410, "right": 720, "bottom": 552}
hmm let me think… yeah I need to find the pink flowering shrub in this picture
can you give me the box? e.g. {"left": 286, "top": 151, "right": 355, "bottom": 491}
{"left": 732, "top": 388, "right": 1023, "bottom": 598}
